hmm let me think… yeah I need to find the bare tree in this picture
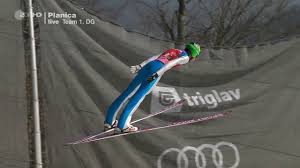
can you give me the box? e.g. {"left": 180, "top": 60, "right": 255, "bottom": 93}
{"left": 135, "top": 0, "right": 194, "bottom": 48}
{"left": 89, "top": 0, "right": 132, "bottom": 20}
{"left": 195, "top": 0, "right": 288, "bottom": 46}
{"left": 263, "top": 4, "right": 300, "bottom": 39}
{"left": 177, "top": 0, "right": 187, "bottom": 48}
{"left": 134, "top": 0, "right": 289, "bottom": 47}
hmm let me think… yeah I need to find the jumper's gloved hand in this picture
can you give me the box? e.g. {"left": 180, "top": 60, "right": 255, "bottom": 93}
{"left": 130, "top": 65, "right": 142, "bottom": 74}
{"left": 147, "top": 73, "right": 159, "bottom": 82}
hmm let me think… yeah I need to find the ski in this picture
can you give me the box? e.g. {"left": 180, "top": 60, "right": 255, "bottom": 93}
{"left": 68, "top": 111, "right": 230, "bottom": 145}
{"left": 66, "top": 99, "right": 185, "bottom": 145}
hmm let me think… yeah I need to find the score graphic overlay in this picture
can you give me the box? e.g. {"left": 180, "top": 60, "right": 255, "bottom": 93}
{"left": 14, "top": 10, "right": 95, "bottom": 25}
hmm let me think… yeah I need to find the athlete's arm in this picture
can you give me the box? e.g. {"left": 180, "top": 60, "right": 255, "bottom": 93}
{"left": 130, "top": 54, "right": 160, "bottom": 74}
{"left": 139, "top": 54, "right": 160, "bottom": 67}
{"left": 147, "top": 56, "right": 189, "bottom": 82}
{"left": 156, "top": 56, "right": 189, "bottom": 76}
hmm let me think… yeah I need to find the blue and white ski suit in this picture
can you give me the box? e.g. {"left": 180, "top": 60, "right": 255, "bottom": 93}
{"left": 105, "top": 49, "right": 190, "bottom": 129}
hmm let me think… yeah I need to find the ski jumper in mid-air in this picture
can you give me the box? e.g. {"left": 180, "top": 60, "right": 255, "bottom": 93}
{"left": 104, "top": 42, "right": 201, "bottom": 133}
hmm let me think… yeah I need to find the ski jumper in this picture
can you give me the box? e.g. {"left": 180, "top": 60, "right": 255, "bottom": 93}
{"left": 105, "top": 49, "right": 190, "bottom": 129}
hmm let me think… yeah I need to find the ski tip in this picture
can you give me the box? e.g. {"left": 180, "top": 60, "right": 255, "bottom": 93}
{"left": 220, "top": 110, "right": 233, "bottom": 117}
{"left": 64, "top": 142, "right": 74, "bottom": 146}
{"left": 64, "top": 141, "right": 81, "bottom": 146}
{"left": 219, "top": 110, "right": 231, "bottom": 115}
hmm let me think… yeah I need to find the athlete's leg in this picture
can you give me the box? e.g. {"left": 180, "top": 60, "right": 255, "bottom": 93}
{"left": 105, "top": 68, "right": 147, "bottom": 125}
{"left": 117, "top": 60, "right": 164, "bottom": 129}
{"left": 117, "top": 77, "right": 160, "bottom": 129}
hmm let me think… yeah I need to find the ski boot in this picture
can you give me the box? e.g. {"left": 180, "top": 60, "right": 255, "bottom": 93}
{"left": 104, "top": 120, "right": 118, "bottom": 131}
{"left": 115, "top": 124, "right": 139, "bottom": 134}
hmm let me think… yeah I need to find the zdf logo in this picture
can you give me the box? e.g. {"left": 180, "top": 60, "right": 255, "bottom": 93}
{"left": 157, "top": 141, "right": 240, "bottom": 168}
{"left": 151, "top": 86, "right": 182, "bottom": 113}
{"left": 14, "top": 10, "right": 42, "bottom": 21}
